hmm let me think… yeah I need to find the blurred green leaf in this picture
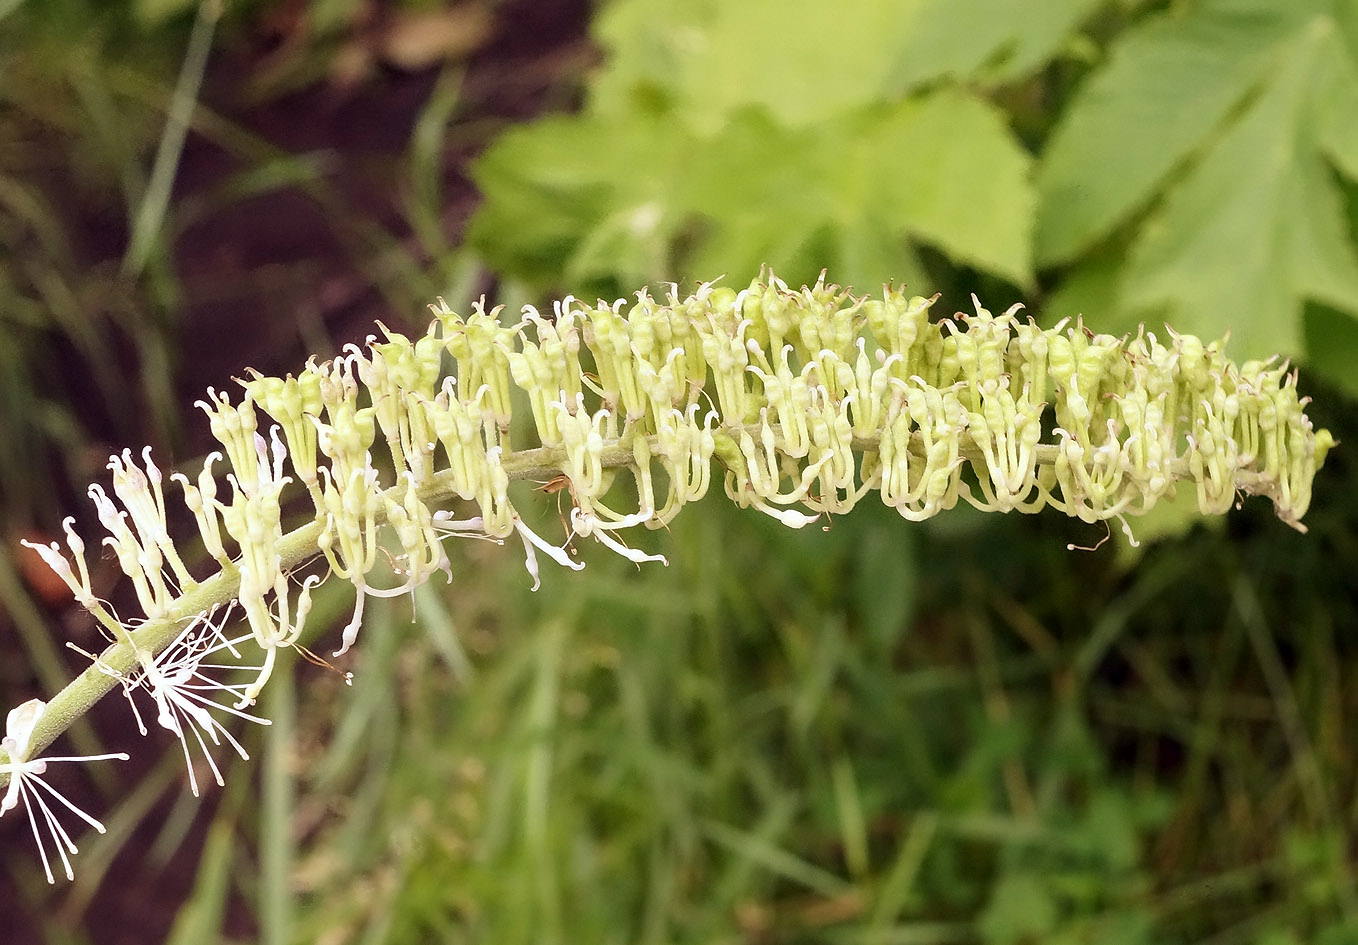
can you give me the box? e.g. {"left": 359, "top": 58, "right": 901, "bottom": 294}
{"left": 134, "top": 0, "right": 197, "bottom": 27}
{"left": 1037, "top": 0, "right": 1358, "bottom": 359}
{"left": 594, "top": 0, "right": 1099, "bottom": 130}
{"left": 851, "top": 525, "right": 916, "bottom": 652}
{"left": 466, "top": 112, "right": 689, "bottom": 290}
{"left": 1318, "top": 920, "right": 1358, "bottom": 945}
{"left": 887, "top": 0, "right": 1105, "bottom": 89}
{"left": 678, "top": 89, "right": 1041, "bottom": 288}
{"left": 871, "top": 88, "right": 1035, "bottom": 287}
{"left": 472, "top": 88, "right": 1034, "bottom": 294}
{"left": 1079, "top": 789, "right": 1139, "bottom": 872}
{"left": 590, "top": 0, "right": 918, "bottom": 130}
{"left": 470, "top": 0, "right": 1059, "bottom": 295}
{"left": 1304, "top": 301, "right": 1358, "bottom": 396}
{"left": 1122, "top": 22, "right": 1358, "bottom": 356}
{"left": 1083, "top": 910, "right": 1155, "bottom": 945}
{"left": 979, "top": 872, "right": 1058, "bottom": 945}
{"left": 1035, "top": 4, "right": 1294, "bottom": 265}
{"left": 1042, "top": 251, "right": 1124, "bottom": 328}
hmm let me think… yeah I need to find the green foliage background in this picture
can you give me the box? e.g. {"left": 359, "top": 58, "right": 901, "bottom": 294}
{"left": 470, "top": 0, "right": 1358, "bottom": 385}
{"left": 2, "top": 1, "right": 1358, "bottom": 944}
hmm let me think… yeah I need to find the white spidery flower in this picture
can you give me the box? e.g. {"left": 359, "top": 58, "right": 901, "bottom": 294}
{"left": 74, "top": 605, "right": 270, "bottom": 797}
{"left": 0, "top": 698, "right": 129, "bottom": 884}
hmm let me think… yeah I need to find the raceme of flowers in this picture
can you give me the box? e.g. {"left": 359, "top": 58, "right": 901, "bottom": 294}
{"left": 2, "top": 274, "right": 1334, "bottom": 880}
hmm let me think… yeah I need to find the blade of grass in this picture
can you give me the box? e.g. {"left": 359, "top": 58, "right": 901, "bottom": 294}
{"left": 705, "top": 816, "right": 855, "bottom": 902}
{"left": 163, "top": 797, "right": 239, "bottom": 945}
{"left": 1233, "top": 574, "right": 1358, "bottom": 919}
{"left": 867, "top": 811, "right": 939, "bottom": 936}
{"left": 407, "top": 64, "right": 464, "bottom": 258}
{"left": 524, "top": 619, "right": 565, "bottom": 942}
{"left": 413, "top": 582, "right": 474, "bottom": 684}
{"left": 123, "top": 0, "right": 218, "bottom": 278}
{"left": 831, "top": 755, "right": 870, "bottom": 881}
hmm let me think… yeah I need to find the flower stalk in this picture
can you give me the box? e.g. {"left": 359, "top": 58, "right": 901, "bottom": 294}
{"left": 3, "top": 273, "right": 1334, "bottom": 879}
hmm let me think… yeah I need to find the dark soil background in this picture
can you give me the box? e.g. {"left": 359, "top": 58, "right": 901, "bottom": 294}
{"left": 173, "top": 0, "right": 593, "bottom": 421}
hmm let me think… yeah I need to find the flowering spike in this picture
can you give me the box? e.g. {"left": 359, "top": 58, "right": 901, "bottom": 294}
{"left": 13, "top": 274, "right": 1334, "bottom": 883}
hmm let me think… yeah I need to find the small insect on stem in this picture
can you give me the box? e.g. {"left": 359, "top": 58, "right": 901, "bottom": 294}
{"left": 536, "top": 473, "right": 575, "bottom": 498}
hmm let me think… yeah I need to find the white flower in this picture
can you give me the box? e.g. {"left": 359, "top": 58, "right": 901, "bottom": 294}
{"left": 568, "top": 507, "right": 669, "bottom": 566}
{"left": 512, "top": 513, "right": 584, "bottom": 590}
{"left": 74, "top": 606, "right": 270, "bottom": 797}
{"left": 0, "top": 699, "right": 129, "bottom": 884}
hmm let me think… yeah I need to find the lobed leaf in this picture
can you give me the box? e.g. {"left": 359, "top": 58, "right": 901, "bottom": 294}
{"left": 1037, "top": 0, "right": 1358, "bottom": 364}
{"left": 1035, "top": 4, "right": 1293, "bottom": 265}
{"left": 471, "top": 0, "right": 1060, "bottom": 295}
{"left": 1121, "top": 13, "right": 1358, "bottom": 358}
{"left": 589, "top": 0, "right": 916, "bottom": 130}
{"left": 886, "top": 0, "right": 1105, "bottom": 90}
{"left": 473, "top": 90, "right": 1035, "bottom": 294}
